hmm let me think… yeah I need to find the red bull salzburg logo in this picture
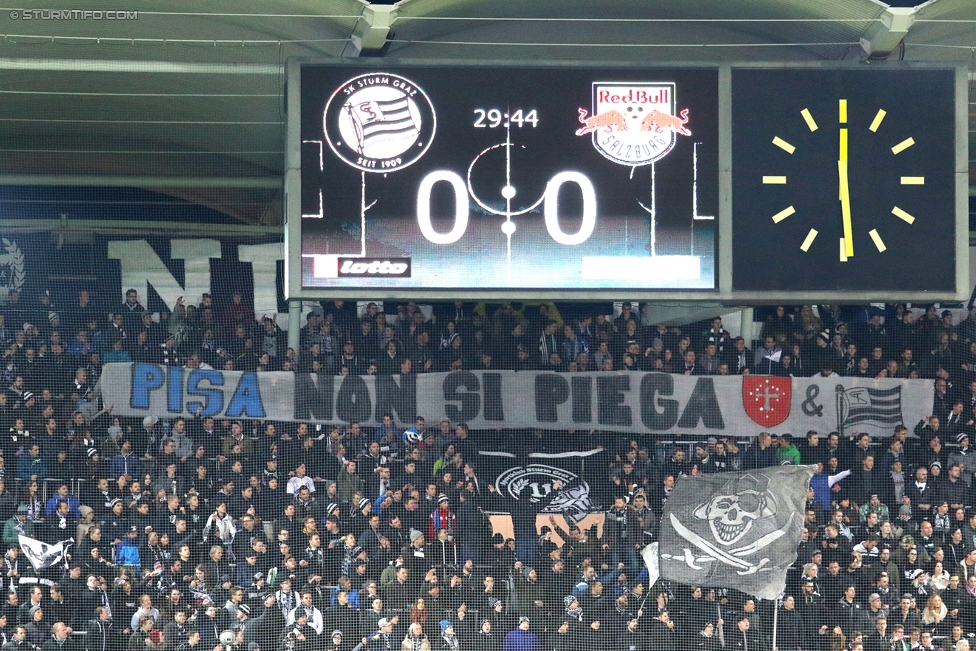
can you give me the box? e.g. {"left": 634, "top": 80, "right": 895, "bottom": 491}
{"left": 576, "top": 82, "right": 690, "bottom": 166}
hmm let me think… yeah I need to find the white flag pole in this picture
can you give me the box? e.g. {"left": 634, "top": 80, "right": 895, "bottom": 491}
{"left": 717, "top": 603, "right": 725, "bottom": 647}
{"left": 771, "top": 597, "right": 780, "bottom": 651}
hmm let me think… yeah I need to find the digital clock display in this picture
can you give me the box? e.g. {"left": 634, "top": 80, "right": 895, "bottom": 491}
{"left": 297, "top": 64, "right": 719, "bottom": 293}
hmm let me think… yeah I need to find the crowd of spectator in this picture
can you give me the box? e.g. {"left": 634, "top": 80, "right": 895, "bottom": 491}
{"left": 0, "top": 292, "right": 967, "bottom": 651}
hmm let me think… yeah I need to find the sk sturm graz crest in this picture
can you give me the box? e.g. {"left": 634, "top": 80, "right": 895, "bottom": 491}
{"left": 657, "top": 467, "right": 814, "bottom": 600}
{"left": 495, "top": 463, "right": 592, "bottom": 524}
{"left": 576, "top": 82, "right": 691, "bottom": 167}
{"left": 324, "top": 72, "right": 436, "bottom": 173}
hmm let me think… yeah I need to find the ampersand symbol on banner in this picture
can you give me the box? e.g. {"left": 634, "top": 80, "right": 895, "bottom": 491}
{"left": 802, "top": 384, "right": 823, "bottom": 417}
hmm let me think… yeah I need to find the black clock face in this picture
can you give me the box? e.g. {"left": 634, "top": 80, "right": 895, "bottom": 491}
{"left": 731, "top": 68, "right": 956, "bottom": 293}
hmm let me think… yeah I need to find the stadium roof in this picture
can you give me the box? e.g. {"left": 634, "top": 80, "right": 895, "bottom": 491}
{"left": 0, "top": 0, "right": 970, "bottom": 225}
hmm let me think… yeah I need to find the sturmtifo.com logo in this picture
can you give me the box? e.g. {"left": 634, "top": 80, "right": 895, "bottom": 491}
{"left": 495, "top": 464, "right": 593, "bottom": 524}
{"left": 324, "top": 72, "right": 436, "bottom": 174}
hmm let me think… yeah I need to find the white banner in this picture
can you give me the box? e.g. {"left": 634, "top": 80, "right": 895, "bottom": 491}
{"left": 99, "top": 364, "right": 933, "bottom": 437}
{"left": 100, "top": 364, "right": 933, "bottom": 436}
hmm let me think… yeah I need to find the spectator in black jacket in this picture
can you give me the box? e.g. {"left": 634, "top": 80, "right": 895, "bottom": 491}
{"left": 742, "top": 433, "right": 778, "bottom": 470}
{"left": 83, "top": 607, "right": 113, "bottom": 651}
{"left": 834, "top": 585, "right": 875, "bottom": 636}
{"left": 486, "top": 479, "right": 563, "bottom": 567}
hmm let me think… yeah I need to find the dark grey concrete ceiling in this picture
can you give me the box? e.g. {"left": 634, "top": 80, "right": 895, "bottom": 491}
{"left": 0, "top": 0, "right": 968, "bottom": 224}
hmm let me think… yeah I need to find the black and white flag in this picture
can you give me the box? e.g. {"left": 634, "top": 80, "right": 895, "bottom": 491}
{"left": 19, "top": 535, "right": 73, "bottom": 571}
{"left": 835, "top": 385, "right": 903, "bottom": 435}
{"left": 478, "top": 449, "right": 605, "bottom": 524}
{"left": 652, "top": 466, "right": 815, "bottom": 600}
{"left": 344, "top": 98, "right": 420, "bottom": 153}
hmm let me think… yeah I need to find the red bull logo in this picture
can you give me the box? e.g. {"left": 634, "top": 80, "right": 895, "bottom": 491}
{"left": 577, "top": 82, "right": 690, "bottom": 167}
{"left": 575, "top": 108, "right": 628, "bottom": 136}
{"left": 641, "top": 108, "right": 692, "bottom": 136}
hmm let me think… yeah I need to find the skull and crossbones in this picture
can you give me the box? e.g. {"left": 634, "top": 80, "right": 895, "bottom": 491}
{"left": 693, "top": 486, "right": 774, "bottom": 546}
{"left": 663, "top": 474, "right": 786, "bottom": 575}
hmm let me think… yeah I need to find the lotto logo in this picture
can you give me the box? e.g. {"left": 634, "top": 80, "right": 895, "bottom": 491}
{"left": 337, "top": 258, "right": 411, "bottom": 277}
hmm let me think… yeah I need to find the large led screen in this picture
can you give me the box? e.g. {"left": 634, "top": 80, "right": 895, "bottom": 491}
{"left": 298, "top": 65, "right": 718, "bottom": 293}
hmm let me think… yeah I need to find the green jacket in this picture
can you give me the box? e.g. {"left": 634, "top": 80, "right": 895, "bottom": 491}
{"left": 127, "top": 630, "right": 148, "bottom": 651}
{"left": 777, "top": 444, "right": 801, "bottom": 466}
{"left": 336, "top": 467, "right": 364, "bottom": 503}
{"left": 3, "top": 516, "right": 32, "bottom": 545}
{"left": 515, "top": 572, "right": 545, "bottom": 619}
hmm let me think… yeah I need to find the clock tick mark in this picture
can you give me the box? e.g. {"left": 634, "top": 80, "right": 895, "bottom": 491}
{"left": 800, "top": 109, "right": 818, "bottom": 132}
{"left": 891, "top": 138, "right": 915, "bottom": 155}
{"left": 762, "top": 176, "right": 786, "bottom": 185}
{"left": 901, "top": 176, "right": 924, "bottom": 185}
{"left": 800, "top": 229, "right": 818, "bottom": 252}
{"left": 839, "top": 99, "right": 848, "bottom": 124}
{"left": 772, "top": 137, "right": 795, "bottom": 154}
{"left": 772, "top": 206, "right": 795, "bottom": 223}
{"left": 892, "top": 207, "right": 916, "bottom": 224}
{"left": 869, "top": 110, "right": 886, "bottom": 133}
{"left": 839, "top": 238, "right": 848, "bottom": 262}
{"left": 869, "top": 229, "right": 886, "bottom": 253}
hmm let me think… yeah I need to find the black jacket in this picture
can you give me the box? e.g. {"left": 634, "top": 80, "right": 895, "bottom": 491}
{"left": 83, "top": 618, "right": 112, "bottom": 651}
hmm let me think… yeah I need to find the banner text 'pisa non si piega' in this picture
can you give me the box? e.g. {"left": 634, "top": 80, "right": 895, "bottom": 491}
{"left": 99, "top": 363, "right": 933, "bottom": 436}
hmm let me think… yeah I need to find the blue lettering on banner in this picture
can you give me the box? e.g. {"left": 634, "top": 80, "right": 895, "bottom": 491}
{"left": 225, "top": 373, "right": 266, "bottom": 418}
{"left": 167, "top": 366, "right": 184, "bottom": 413}
{"left": 131, "top": 363, "right": 164, "bottom": 409}
{"left": 186, "top": 369, "right": 225, "bottom": 417}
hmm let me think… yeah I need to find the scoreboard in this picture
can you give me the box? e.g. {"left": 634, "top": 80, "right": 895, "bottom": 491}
{"left": 293, "top": 64, "right": 719, "bottom": 293}
{"left": 284, "top": 61, "right": 967, "bottom": 301}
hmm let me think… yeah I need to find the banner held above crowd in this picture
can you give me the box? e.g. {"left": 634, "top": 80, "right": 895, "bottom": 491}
{"left": 647, "top": 465, "right": 816, "bottom": 601}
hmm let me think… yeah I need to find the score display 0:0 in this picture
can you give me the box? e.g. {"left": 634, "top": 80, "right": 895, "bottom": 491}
{"left": 417, "top": 170, "right": 596, "bottom": 245}
{"left": 473, "top": 109, "right": 539, "bottom": 128}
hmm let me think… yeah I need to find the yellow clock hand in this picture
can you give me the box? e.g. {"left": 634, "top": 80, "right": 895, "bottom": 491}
{"left": 839, "top": 125, "right": 853, "bottom": 258}
{"left": 839, "top": 161, "right": 853, "bottom": 257}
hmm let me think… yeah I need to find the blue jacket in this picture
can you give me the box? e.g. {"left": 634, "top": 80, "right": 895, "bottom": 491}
{"left": 17, "top": 454, "right": 47, "bottom": 481}
{"left": 236, "top": 561, "right": 262, "bottom": 587}
{"left": 572, "top": 568, "right": 622, "bottom": 599}
{"left": 117, "top": 540, "right": 141, "bottom": 568}
{"left": 45, "top": 494, "right": 81, "bottom": 518}
{"left": 502, "top": 628, "right": 539, "bottom": 651}
{"left": 374, "top": 423, "right": 401, "bottom": 441}
{"left": 110, "top": 453, "right": 142, "bottom": 479}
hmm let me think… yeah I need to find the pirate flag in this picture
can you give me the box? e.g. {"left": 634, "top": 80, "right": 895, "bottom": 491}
{"left": 653, "top": 466, "right": 815, "bottom": 600}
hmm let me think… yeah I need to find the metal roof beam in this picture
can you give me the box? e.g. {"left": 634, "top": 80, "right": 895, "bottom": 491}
{"left": 342, "top": 5, "right": 397, "bottom": 57}
{"left": 0, "top": 175, "right": 281, "bottom": 188}
{"left": 859, "top": 7, "right": 916, "bottom": 58}
{"left": 0, "top": 219, "right": 279, "bottom": 235}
